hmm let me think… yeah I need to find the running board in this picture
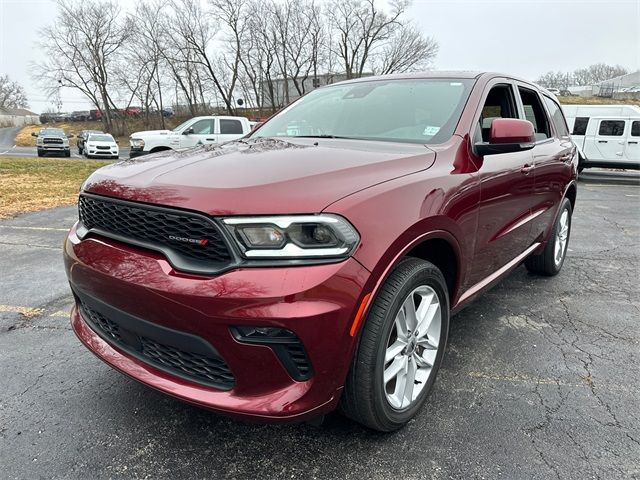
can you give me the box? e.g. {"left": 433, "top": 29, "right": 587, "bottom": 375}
{"left": 456, "top": 242, "right": 541, "bottom": 306}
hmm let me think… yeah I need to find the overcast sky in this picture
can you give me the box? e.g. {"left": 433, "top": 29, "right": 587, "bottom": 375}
{"left": 0, "top": 0, "right": 638, "bottom": 113}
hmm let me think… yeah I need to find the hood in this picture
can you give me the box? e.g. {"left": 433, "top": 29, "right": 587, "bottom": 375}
{"left": 84, "top": 138, "right": 436, "bottom": 215}
{"left": 131, "top": 129, "right": 173, "bottom": 138}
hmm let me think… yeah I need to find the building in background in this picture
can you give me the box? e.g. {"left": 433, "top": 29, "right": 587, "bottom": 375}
{"left": 0, "top": 107, "right": 40, "bottom": 127}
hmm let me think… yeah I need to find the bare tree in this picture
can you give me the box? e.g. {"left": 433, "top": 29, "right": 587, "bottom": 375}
{"left": 34, "top": 0, "right": 132, "bottom": 132}
{"left": 0, "top": 75, "right": 29, "bottom": 109}
{"left": 585, "top": 63, "right": 628, "bottom": 83}
{"left": 328, "top": 0, "right": 410, "bottom": 79}
{"left": 536, "top": 71, "right": 571, "bottom": 89}
{"left": 376, "top": 24, "right": 438, "bottom": 74}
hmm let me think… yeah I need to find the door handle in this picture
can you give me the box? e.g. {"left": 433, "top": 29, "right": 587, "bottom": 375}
{"left": 521, "top": 164, "right": 534, "bottom": 174}
{"left": 598, "top": 140, "right": 608, "bottom": 143}
{"left": 616, "top": 152, "right": 623, "bottom": 156}
{"left": 206, "top": 138, "right": 216, "bottom": 141}
{"left": 629, "top": 141, "right": 639, "bottom": 145}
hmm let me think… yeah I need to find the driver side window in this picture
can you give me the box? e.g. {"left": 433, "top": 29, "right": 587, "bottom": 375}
{"left": 190, "top": 119, "right": 215, "bottom": 135}
{"left": 476, "top": 84, "right": 518, "bottom": 143}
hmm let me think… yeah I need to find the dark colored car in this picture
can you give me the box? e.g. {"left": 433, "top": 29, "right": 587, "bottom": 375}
{"left": 89, "top": 109, "right": 102, "bottom": 121}
{"left": 64, "top": 72, "right": 577, "bottom": 431}
{"left": 77, "top": 129, "right": 103, "bottom": 155}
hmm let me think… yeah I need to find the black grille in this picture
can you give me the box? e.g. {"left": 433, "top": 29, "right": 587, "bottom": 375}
{"left": 44, "top": 137, "right": 63, "bottom": 144}
{"left": 78, "top": 194, "right": 233, "bottom": 267}
{"left": 79, "top": 301, "right": 235, "bottom": 389}
{"left": 96, "top": 145, "right": 111, "bottom": 150}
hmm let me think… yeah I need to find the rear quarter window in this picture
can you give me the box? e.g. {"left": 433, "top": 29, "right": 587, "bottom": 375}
{"left": 572, "top": 117, "right": 589, "bottom": 135}
{"left": 543, "top": 96, "right": 570, "bottom": 137}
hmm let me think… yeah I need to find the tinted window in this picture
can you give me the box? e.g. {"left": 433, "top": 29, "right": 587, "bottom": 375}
{"left": 543, "top": 96, "right": 570, "bottom": 137}
{"left": 598, "top": 120, "right": 625, "bottom": 136}
{"left": 631, "top": 121, "right": 640, "bottom": 137}
{"left": 253, "top": 79, "right": 474, "bottom": 145}
{"left": 220, "top": 119, "right": 243, "bottom": 134}
{"left": 190, "top": 119, "right": 215, "bottom": 135}
{"left": 518, "top": 87, "right": 550, "bottom": 140}
{"left": 573, "top": 117, "right": 589, "bottom": 135}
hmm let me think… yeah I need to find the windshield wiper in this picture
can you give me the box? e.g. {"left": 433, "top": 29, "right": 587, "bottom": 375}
{"left": 293, "top": 134, "right": 355, "bottom": 140}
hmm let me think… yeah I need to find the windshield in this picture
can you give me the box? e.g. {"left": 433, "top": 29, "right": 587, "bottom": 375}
{"left": 41, "top": 128, "right": 64, "bottom": 136}
{"left": 172, "top": 119, "right": 193, "bottom": 132}
{"left": 253, "top": 79, "right": 474, "bottom": 144}
{"left": 88, "top": 134, "right": 114, "bottom": 142}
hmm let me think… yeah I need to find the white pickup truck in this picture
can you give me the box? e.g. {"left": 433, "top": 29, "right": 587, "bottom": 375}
{"left": 129, "top": 116, "right": 252, "bottom": 158}
{"left": 563, "top": 104, "right": 640, "bottom": 171}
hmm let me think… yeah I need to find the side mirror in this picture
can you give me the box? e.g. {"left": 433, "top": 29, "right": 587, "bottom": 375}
{"left": 475, "top": 118, "right": 536, "bottom": 156}
{"left": 183, "top": 127, "right": 194, "bottom": 135}
{"left": 31, "top": 132, "right": 38, "bottom": 137}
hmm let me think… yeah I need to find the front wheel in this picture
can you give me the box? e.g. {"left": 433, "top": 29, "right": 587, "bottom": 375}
{"left": 340, "top": 257, "right": 449, "bottom": 431}
{"left": 525, "top": 198, "right": 572, "bottom": 276}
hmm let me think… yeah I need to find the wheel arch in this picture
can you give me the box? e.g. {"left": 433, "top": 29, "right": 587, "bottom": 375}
{"left": 149, "top": 146, "right": 172, "bottom": 153}
{"left": 353, "top": 228, "right": 463, "bottom": 341}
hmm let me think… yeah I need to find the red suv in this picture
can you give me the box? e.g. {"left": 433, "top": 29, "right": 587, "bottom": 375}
{"left": 64, "top": 72, "right": 577, "bottom": 431}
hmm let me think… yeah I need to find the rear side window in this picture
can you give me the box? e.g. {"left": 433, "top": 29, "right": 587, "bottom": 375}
{"left": 598, "top": 120, "right": 625, "bottom": 136}
{"left": 220, "top": 119, "right": 244, "bottom": 134}
{"left": 518, "top": 87, "right": 551, "bottom": 140}
{"left": 542, "top": 96, "right": 570, "bottom": 137}
{"left": 631, "top": 121, "right": 640, "bottom": 137}
{"left": 573, "top": 117, "right": 589, "bottom": 135}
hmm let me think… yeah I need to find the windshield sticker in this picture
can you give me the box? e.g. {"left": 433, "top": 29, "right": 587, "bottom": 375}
{"left": 423, "top": 126, "right": 440, "bottom": 136}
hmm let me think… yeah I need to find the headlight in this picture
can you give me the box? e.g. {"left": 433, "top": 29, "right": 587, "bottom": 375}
{"left": 130, "top": 138, "right": 144, "bottom": 148}
{"left": 222, "top": 215, "right": 359, "bottom": 259}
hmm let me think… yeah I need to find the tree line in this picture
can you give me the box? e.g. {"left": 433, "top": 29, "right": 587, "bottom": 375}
{"left": 536, "top": 63, "right": 628, "bottom": 90}
{"left": 33, "top": 0, "right": 438, "bottom": 134}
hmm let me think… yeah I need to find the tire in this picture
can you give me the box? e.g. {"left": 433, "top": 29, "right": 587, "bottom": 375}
{"left": 525, "top": 198, "right": 572, "bottom": 276}
{"left": 37, "top": 150, "right": 43, "bottom": 158}
{"left": 78, "top": 147, "right": 83, "bottom": 155}
{"left": 65, "top": 150, "right": 71, "bottom": 157}
{"left": 340, "top": 257, "right": 450, "bottom": 431}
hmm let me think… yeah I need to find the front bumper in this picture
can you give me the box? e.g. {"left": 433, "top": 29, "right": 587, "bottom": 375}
{"left": 129, "top": 146, "right": 147, "bottom": 158}
{"left": 64, "top": 222, "right": 371, "bottom": 422}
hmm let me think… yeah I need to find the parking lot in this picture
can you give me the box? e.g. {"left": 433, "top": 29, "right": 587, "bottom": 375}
{"left": 1, "top": 172, "right": 639, "bottom": 479}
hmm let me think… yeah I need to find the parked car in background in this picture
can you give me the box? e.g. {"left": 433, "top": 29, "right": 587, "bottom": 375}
{"left": 547, "top": 88, "right": 560, "bottom": 95}
{"left": 77, "top": 129, "right": 104, "bottom": 155}
{"left": 129, "top": 115, "right": 251, "bottom": 157}
{"left": 559, "top": 90, "right": 574, "bottom": 96}
{"left": 89, "top": 109, "right": 102, "bottom": 121}
{"left": 83, "top": 133, "right": 119, "bottom": 159}
{"left": 32, "top": 127, "right": 72, "bottom": 157}
{"left": 65, "top": 72, "right": 577, "bottom": 431}
{"left": 70, "top": 111, "right": 90, "bottom": 121}
{"left": 563, "top": 104, "right": 640, "bottom": 171}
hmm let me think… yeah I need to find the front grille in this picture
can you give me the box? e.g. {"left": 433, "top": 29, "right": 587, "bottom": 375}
{"left": 78, "top": 194, "right": 233, "bottom": 270}
{"left": 79, "top": 300, "right": 235, "bottom": 389}
{"left": 43, "top": 137, "right": 63, "bottom": 144}
{"left": 96, "top": 146, "right": 111, "bottom": 150}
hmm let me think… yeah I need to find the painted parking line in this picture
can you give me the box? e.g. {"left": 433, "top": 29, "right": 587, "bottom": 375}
{"left": 0, "top": 225, "right": 69, "bottom": 232}
{"left": 0, "top": 144, "right": 16, "bottom": 155}
{"left": 0, "top": 304, "right": 70, "bottom": 318}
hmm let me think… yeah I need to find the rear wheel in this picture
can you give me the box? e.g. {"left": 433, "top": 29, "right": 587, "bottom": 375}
{"left": 340, "top": 257, "right": 449, "bottom": 431}
{"left": 525, "top": 198, "right": 572, "bottom": 276}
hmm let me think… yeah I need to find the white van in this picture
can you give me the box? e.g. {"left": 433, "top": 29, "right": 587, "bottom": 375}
{"left": 562, "top": 104, "right": 640, "bottom": 171}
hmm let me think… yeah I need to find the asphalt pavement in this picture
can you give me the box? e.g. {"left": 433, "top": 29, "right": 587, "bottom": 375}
{"left": 0, "top": 173, "right": 639, "bottom": 479}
